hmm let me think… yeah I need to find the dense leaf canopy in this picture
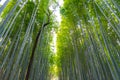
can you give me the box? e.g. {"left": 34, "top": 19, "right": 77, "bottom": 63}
{"left": 0, "top": 0, "right": 120, "bottom": 80}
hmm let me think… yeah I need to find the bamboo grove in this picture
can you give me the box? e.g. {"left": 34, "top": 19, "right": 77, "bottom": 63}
{"left": 0, "top": 0, "right": 120, "bottom": 80}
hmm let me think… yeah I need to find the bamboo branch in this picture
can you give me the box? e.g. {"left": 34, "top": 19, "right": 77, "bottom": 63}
{"left": 25, "top": 9, "right": 51, "bottom": 80}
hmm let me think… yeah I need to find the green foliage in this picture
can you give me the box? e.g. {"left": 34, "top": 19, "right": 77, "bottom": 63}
{"left": 57, "top": 0, "right": 120, "bottom": 80}
{"left": 0, "top": 0, "right": 120, "bottom": 80}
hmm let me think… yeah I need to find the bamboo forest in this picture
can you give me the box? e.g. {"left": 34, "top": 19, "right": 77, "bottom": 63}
{"left": 0, "top": 0, "right": 120, "bottom": 80}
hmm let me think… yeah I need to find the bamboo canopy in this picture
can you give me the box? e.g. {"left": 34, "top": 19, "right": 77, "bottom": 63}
{"left": 0, "top": 0, "right": 120, "bottom": 80}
